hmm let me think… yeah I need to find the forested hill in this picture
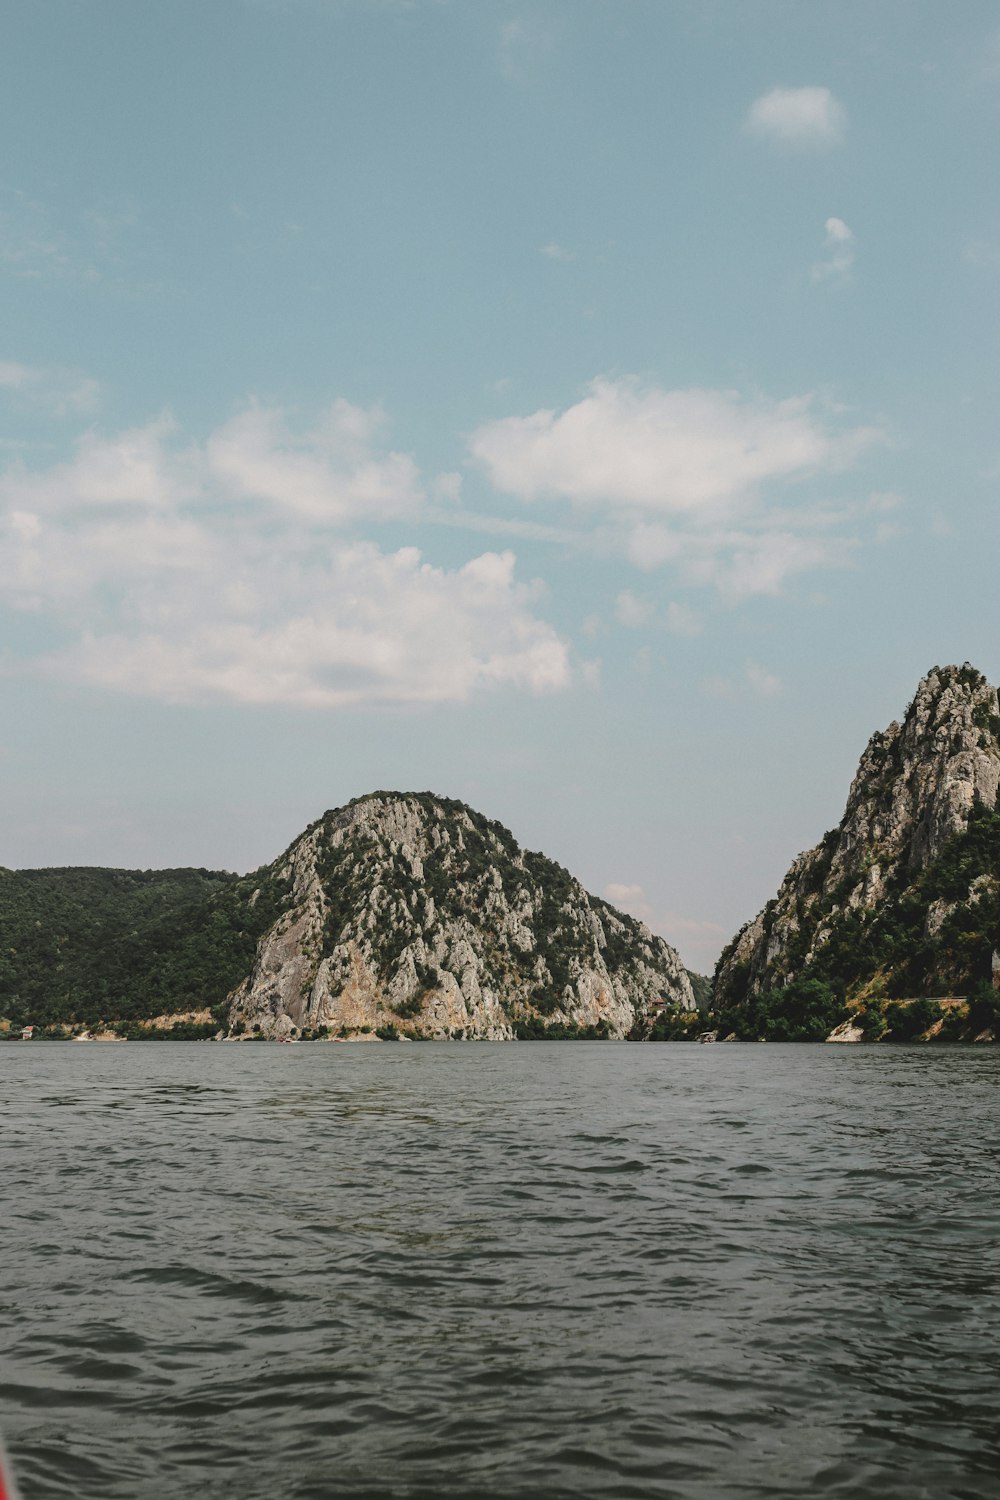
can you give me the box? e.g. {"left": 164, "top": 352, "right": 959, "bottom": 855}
{"left": 0, "top": 791, "right": 694, "bottom": 1040}
{"left": 0, "top": 865, "right": 291, "bottom": 1030}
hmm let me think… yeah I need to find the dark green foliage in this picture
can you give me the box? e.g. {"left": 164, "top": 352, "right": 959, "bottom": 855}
{"left": 885, "top": 997, "right": 942, "bottom": 1040}
{"left": 966, "top": 980, "right": 1000, "bottom": 1034}
{"left": 859, "top": 1000, "right": 887, "bottom": 1040}
{"left": 375, "top": 1023, "right": 400, "bottom": 1040}
{"left": 714, "top": 978, "right": 845, "bottom": 1042}
{"left": 716, "top": 800, "right": 1000, "bottom": 1036}
{"left": 530, "top": 986, "right": 563, "bottom": 1017}
{"left": 800, "top": 829, "right": 840, "bottom": 898}
{"left": 394, "top": 989, "right": 428, "bottom": 1018}
{"left": 316, "top": 839, "right": 362, "bottom": 949}
{"left": 513, "top": 1016, "right": 610, "bottom": 1040}
{"left": 518, "top": 850, "right": 585, "bottom": 992}
{"left": 972, "top": 703, "right": 1000, "bottom": 743}
{"left": 0, "top": 864, "right": 292, "bottom": 1028}
{"left": 646, "top": 1009, "right": 702, "bottom": 1041}
{"left": 686, "top": 970, "right": 713, "bottom": 1010}
{"left": 956, "top": 663, "right": 986, "bottom": 691}
{"left": 0, "top": 790, "right": 686, "bottom": 1038}
{"left": 712, "top": 951, "right": 751, "bottom": 1011}
{"left": 116, "top": 1020, "right": 220, "bottom": 1041}
{"left": 592, "top": 896, "right": 649, "bottom": 974}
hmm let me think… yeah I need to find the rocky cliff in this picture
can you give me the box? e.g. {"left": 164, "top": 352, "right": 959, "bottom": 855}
{"left": 228, "top": 791, "right": 694, "bottom": 1039}
{"left": 714, "top": 665, "right": 1000, "bottom": 1030}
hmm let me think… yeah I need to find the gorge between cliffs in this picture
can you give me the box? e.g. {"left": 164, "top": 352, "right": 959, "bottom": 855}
{"left": 2, "top": 663, "right": 999, "bottom": 1047}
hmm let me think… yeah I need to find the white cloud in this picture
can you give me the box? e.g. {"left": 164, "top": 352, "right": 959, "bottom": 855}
{"left": 40, "top": 546, "right": 569, "bottom": 708}
{"left": 745, "top": 86, "right": 846, "bottom": 147}
{"left": 1, "top": 415, "right": 188, "bottom": 513}
{"left": 0, "top": 361, "right": 32, "bottom": 389}
{"left": 540, "top": 241, "right": 574, "bottom": 261}
{"left": 205, "top": 400, "right": 423, "bottom": 522}
{"left": 812, "top": 216, "right": 855, "bottom": 281}
{"left": 0, "top": 359, "right": 100, "bottom": 415}
{"left": 471, "top": 378, "right": 870, "bottom": 517}
{"left": 0, "top": 404, "right": 571, "bottom": 708}
{"left": 472, "top": 377, "right": 879, "bottom": 600}
{"left": 615, "top": 590, "right": 653, "bottom": 627}
{"left": 684, "top": 529, "right": 855, "bottom": 603}
{"left": 604, "top": 883, "right": 653, "bottom": 921}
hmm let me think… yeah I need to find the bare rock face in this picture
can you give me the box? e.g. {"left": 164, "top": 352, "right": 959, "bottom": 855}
{"left": 229, "top": 792, "right": 694, "bottom": 1039}
{"left": 715, "top": 665, "right": 1000, "bottom": 1006}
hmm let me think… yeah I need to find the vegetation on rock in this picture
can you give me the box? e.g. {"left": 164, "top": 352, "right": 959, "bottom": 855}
{"left": 229, "top": 791, "right": 694, "bottom": 1040}
{"left": 0, "top": 791, "right": 693, "bottom": 1040}
{"left": 712, "top": 665, "right": 1000, "bottom": 1041}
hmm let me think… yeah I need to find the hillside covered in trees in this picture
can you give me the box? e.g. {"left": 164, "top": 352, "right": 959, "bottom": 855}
{"left": 0, "top": 792, "right": 694, "bottom": 1040}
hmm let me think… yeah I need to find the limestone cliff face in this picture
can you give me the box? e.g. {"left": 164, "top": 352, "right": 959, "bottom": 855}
{"left": 715, "top": 665, "right": 1000, "bottom": 1005}
{"left": 229, "top": 792, "right": 694, "bottom": 1039}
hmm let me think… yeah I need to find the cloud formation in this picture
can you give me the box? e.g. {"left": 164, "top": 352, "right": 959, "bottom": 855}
{"left": 812, "top": 217, "right": 855, "bottom": 281}
{"left": 205, "top": 400, "right": 423, "bottom": 523}
{"left": 471, "top": 377, "right": 879, "bottom": 600}
{"left": 745, "top": 86, "right": 846, "bottom": 147}
{"left": 0, "top": 358, "right": 101, "bottom": 415}
{"left": 470, "top": 379, "right": 866, "bottom": 515}
{"left": 0, "top": 402, "right": 570, "bottom": 708}
{"left": 615, "top": 590, "right": 653, "bottom": 628}
{"left": 604, "top": 882, "right": 653, "bottom": 920}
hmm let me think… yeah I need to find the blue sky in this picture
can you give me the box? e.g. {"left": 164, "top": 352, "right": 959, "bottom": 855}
{"left": 2, "top": 0, "right": 999, "bottom": 971}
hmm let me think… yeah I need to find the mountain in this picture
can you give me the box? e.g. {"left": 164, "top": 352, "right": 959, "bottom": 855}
{"left": 713, "top": 664, "right": 1000, "bottom": 1040}
{"left": 229, "top": 791, "right": 694, "bottom": 1039}
{"left": 0, "top": 792, "right": 694, "bottom": 1040}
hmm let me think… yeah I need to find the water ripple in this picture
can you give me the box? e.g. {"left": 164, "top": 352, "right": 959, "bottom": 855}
{"left": 1, "top": 1042, "right": 999, "bottom": 1498}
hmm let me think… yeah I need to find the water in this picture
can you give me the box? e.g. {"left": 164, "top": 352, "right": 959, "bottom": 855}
{"left": 1, "top": 1043, "right": 998, "bottom": 1500}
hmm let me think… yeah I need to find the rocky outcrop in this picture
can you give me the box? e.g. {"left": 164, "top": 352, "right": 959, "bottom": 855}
{"left": 715, "top": 665, "right": 1000, "bottom": 1010}
{"left": 229, "top": 792, "right": 694, "bottom": 1039}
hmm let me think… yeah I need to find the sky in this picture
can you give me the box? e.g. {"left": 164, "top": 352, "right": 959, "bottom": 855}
{"left": 1, "top": 0, "right": 999, "bottom": 974}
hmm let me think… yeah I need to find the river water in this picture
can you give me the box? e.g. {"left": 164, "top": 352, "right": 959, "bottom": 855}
{"left": 1, "top": 1043, "right": 998, "bottom": 1499}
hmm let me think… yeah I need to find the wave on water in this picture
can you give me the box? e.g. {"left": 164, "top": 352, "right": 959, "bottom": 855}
{"left": 2, "top": 1043, "right": 999, "bottom": 1499}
